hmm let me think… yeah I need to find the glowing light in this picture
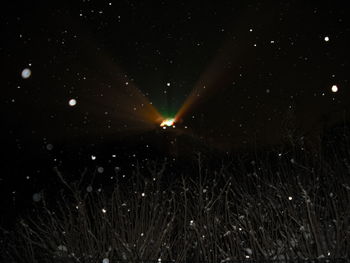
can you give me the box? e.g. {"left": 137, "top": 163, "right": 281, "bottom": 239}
{"left": 21, "top": 68, "right": 31, "bottom": 79}
{"left": 160, "top": 118, "right": 175, "bottom": 127}
{"left": 69, "top": 99, "right": 77, "bottom": 106}
{"left": 331, "top": 85, "right": 338, "bottom": 93}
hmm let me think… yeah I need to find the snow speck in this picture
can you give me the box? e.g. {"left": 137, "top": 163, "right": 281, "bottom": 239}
{"left": 21, "top": 68, "right": 31, "bottom": 79}
{"left": 32, "top": 193, "right": 42, "bottom": 202}
{"left": 97, "top": 166, "right": 104, "bottom": 173}
{"left": 57, "top": 245, "right": 68, "bottom": 252}
{"left": 46, "top": 143, "right": 53, "bottom": 151}
{"left": 245, "top": 248, "right": 253, "bottom": 255}
{"left": 331, "top": 85, "right": 338, "bottom": 93}
{"left": 69, "top": 99, "right": 77, "bottom": 106}
{"left": 102, "top": 259, "right": 110, "bottom": 263}
{"left": 324, "top": 36, "right": 330, "bottom": 42}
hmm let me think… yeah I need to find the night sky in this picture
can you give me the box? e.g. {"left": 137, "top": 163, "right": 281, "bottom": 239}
{"left": 2, "top": 1, "right": 350, "bottom": 148}
{"left": 1, "top": 1, "right": 350, "bottom": 221}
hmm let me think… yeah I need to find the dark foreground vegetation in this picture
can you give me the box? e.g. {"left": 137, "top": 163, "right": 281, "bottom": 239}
{"left": 1, "top": 130, "right": 350, "bottom": 262}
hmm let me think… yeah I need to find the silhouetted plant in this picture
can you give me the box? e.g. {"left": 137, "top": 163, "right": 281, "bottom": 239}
{"left": 2, "top": 139, "right": 350, "bottom": 262}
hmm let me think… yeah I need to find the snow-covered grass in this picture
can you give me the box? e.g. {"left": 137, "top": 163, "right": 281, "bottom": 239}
{"left": 2, "top": 143, "right": 350, "bottom": 262}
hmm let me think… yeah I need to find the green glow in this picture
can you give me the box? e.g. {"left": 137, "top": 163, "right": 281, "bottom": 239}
{"left": 160, "top": 110, "right": 176, "bottom": 120}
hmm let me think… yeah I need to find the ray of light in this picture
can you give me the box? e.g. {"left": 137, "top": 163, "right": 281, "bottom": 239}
{"left": 174, "top": 5, "right": 277, "bottom": 123}
{"left": 36, "top": 14, "right": 169, "bottom": 142}
{"left": 76, "top": 68, "right": 165, "bottom": 138}
{"left": 64, "top": 31, "right": 165, "bottom": 138}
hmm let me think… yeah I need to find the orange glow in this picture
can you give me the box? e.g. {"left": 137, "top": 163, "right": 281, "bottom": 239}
{"left": 74, "top": 39, "right": 163, "bottom": 135}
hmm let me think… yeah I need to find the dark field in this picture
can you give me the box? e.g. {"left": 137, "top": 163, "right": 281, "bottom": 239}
{"left": 1, "top": 126, "right": 350, "bottom": 262}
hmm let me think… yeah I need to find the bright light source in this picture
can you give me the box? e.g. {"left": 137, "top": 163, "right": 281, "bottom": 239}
{"left": 331, "top": 85, "right": 338, "bottom": 93}
{"left": 160, "top": 118, "right": 175, "bottom": 127}
{"left": 21, "top": 68, "right": 31, "bottom": 79}
{"left": 69, "top": 99, "right": 77, "bottom": 106}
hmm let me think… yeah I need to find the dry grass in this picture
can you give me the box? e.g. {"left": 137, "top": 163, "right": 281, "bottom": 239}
{"left": 2, "top": 142, "right": 350, "bottom": 262}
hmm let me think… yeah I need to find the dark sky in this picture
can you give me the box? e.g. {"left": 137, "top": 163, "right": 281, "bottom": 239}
{"left": 1, "top": 0, "right": 350, "bottom": 228}
{"left": 2, "top": 0, "right": 350, "bottom": 155}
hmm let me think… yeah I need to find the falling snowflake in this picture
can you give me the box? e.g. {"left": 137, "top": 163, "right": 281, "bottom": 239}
{"left": 331, "top": 85, "right": 338, "bottom": 93}
{"left": 32, "top": 193, "right": 42, "bottom": 202}
{"left": 86, "top": 185, "right": 93, "bottom": 192}
{"left": 21, "top": 68, "right": 31, "bottom": 79}
{"left": 68, "top": 99, "right": 77, "bottom": 106}
{"left": 46, "top": 144, "right": 53, "bottom": 151}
